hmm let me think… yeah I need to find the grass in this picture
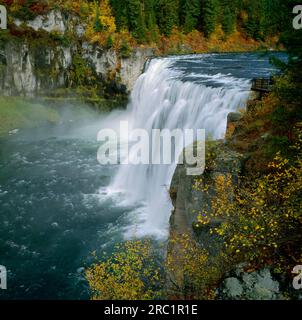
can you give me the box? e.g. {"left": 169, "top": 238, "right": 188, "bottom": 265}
{"left": 0, "top": 96, "right": 60, "bottom": 136}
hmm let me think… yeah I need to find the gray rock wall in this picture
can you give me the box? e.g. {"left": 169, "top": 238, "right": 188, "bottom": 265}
{"left": 0, "top": 10, "right": 152, "bottom": 97}
{"left": 170, "top": 140, "right": 244, "bottom": 241}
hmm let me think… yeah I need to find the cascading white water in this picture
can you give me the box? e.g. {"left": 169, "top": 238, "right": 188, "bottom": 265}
{"left": 106, "top": 56, "right": 251, "bottom": 239}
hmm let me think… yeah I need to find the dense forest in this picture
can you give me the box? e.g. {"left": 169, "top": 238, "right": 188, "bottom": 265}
{"left": 109, "top": 0, "right": 285, "bottom": 40}
{"left": 3, "top": 0, "right": 286, "bottom": 52}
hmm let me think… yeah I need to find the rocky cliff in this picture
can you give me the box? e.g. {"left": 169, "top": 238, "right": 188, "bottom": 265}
{"left": 170, "top": 140, "right": 243, "bottom": 238}
{"left": 0, "top": 10, "right": 152, "bottom": 99}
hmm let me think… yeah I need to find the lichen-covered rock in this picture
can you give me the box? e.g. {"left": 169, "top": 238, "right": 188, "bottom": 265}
{"left": 0, "top": 41, "right": 74, "bottom": 96}
{"left": 221, "top": 278, "right": 243, "bottom": 298}
{"left": 120, "top": 48, "right": 153, "bottom": 90}
{"left": 82, "top": 44, "right": 152, "bottom": 92}
{"left": 219, "top": 267, "right": 282, "bottom": 300}
{"left": 167, "top": 139, "right": 245, "bottom": 296}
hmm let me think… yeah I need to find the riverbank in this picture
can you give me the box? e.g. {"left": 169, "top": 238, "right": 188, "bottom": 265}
{"left": 0, "top": 97, "right": 60, "bottom": 137}
{"left": 0, "top": 95, "right": 129, "bottom": 137}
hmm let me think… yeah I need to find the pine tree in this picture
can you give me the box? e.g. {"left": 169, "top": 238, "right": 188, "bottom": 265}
{"left": 261, "top": 0, "right": 283, "bottom": 37}
{"left": 144, "top": 0, "right": 158, "bottom": 41}
{"left": 125, "top": 0, "right": 146, "bottom": 41}
{"left": 245, "top": 0, "right": 259, "bottom": 39}
{"left": 222, "top": 5, "right": 235, "bottom": 36}
{"left": 155, "top": 0, "right": 179, "bottom": 36}
{"left": 180, "top": 0, "right": 201, "bottom": 34}
{"left": 110, "top": 0, "right": 127, "bottom": 31}
{"left": 93, "top": 4, "right": 102, "bottom": 32}
{"left": 202, "top": 0, "right": 218, "bottom": 38}
{"left": 95, "top": 0, "right": 284, "bottom": 43}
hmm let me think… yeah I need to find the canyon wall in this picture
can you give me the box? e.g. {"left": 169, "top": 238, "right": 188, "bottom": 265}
{"left": 0, "top": 10, "right": 152, "bottom": 98}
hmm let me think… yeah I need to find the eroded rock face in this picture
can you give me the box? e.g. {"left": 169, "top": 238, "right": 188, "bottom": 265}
{"left": 14, "top": 10, "right": 67, "bottom": 33}
{"left": 120, "top": 49, "right": 153, "bottom": 90}
{"left": 225, "top": 112, "right": 242, "bottom": 139}
{"left": 0, "top": 41, "right": 74, "bottom": 96}
{"left": 0, "top": 40, "right": 150, "bottom": 97}
{"left": 168, "top": 117, "right": 298, "bottom": 300}
{"left": 82, "top": 44, "right": 152, "bottom": 92}
{"left": 167, "top": 140, "right": 244, "bottom": 297}
{"left": 0, "top": 10, "right": 152, "bottom": 97}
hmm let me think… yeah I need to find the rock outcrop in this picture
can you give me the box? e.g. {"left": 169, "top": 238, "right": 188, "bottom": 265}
{"left": 0, "top": 10, "right": 152, "bottom": 98}
{"left": 170, "top": 140, "right": 244, "bottom": 241}
{"left": 218, "top": 265, "right": 282, "bottom": 300}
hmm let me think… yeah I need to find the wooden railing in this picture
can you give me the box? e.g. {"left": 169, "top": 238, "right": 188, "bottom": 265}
{"left": 251, "top": 77, "right": 274, "bottom": 93}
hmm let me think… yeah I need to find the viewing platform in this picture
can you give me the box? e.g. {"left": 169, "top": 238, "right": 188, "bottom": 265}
{"left": 251, "top": 77, "right": 274, "bottom": 93}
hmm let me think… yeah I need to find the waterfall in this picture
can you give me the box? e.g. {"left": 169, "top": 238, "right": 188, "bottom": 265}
{"left": 104, "top": 56, "right": 251, "bottom": 239}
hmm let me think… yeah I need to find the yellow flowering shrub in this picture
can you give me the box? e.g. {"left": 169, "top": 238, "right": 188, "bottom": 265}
{"left": 193, "top": 127, "right": 302, "bottom": 268}
{"left": 86, "top": 240, "right": 163, "bottom": 300}
{"left": 166, "top": 233, "right": 225, "bottom": 300}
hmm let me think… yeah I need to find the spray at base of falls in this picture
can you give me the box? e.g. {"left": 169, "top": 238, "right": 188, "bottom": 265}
{"left": 102, "top": 56, "right": 251, "bottom": 239}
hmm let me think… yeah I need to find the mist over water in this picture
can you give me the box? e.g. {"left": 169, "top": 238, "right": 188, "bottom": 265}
{"left": 0, "top": 52, "right": 286, "bottom": 299}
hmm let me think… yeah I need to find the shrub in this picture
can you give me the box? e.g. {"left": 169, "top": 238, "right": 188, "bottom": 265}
{"left": 86, "top": 240, "right": 163, "bottom": 300}
{"left": 193, "top": 128, "right": 302, "bottom": 271}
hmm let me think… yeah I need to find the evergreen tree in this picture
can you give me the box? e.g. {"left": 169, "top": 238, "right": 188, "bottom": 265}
{"left": 222, "top": 5, "right": 235, "bottom": 36}
{"left": 97, "top": 0, "right": 285, "bottom": 43}
{"left": 261, "top": 0, "right": 284, "bottom": 37}
{"left": 180, "top": 0, "right": 201, "bottom": 34}
{"left": 125, "top": 0, "right": 146, "bottom": 41}
{"left": 156, "top": 0, "right": 179, "bottom": 36}
{"left": 245, "top": 0, "right": 260, "bottom": 39}
{"left": 244, "top": 0, "right": 279, "bottom": 40}
{"left": 267, "top": 0, "right": 302, "bottom": 155}
{"left": 93, "top": 3, "right": 102, "bottom": 32}
{"left": 202, "top": 0, "right": 219, "bottom": 38}
{"left": 110, "top": 0, "right": 128, "bottom": 31}
{"left": 274, "top": 0, "right": 302, "bottom": 108}
{"left": 144, "top": 0, "right": 158, "bottom": 41}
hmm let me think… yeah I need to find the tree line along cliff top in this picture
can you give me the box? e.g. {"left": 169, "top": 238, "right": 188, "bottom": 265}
{"left": 1, "top": 0, "right": 286, "bottom": 54}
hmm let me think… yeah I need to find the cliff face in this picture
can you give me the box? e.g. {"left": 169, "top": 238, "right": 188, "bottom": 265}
{"left": 170, "top": 139, "right": 244, "bottom": 234}
{"left": 0, "top": 10, "right": 152, "bottom": 98}
{"left": 0, "top": 40, "right": 72, "bottom": 96}
{"left": 166, "top": 137, "right": 245, "bottom": 299}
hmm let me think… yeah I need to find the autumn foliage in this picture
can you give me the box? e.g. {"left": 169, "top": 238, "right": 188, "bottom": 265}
{"left": 86, "top": 240, "right": 163, "bottom": 300}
